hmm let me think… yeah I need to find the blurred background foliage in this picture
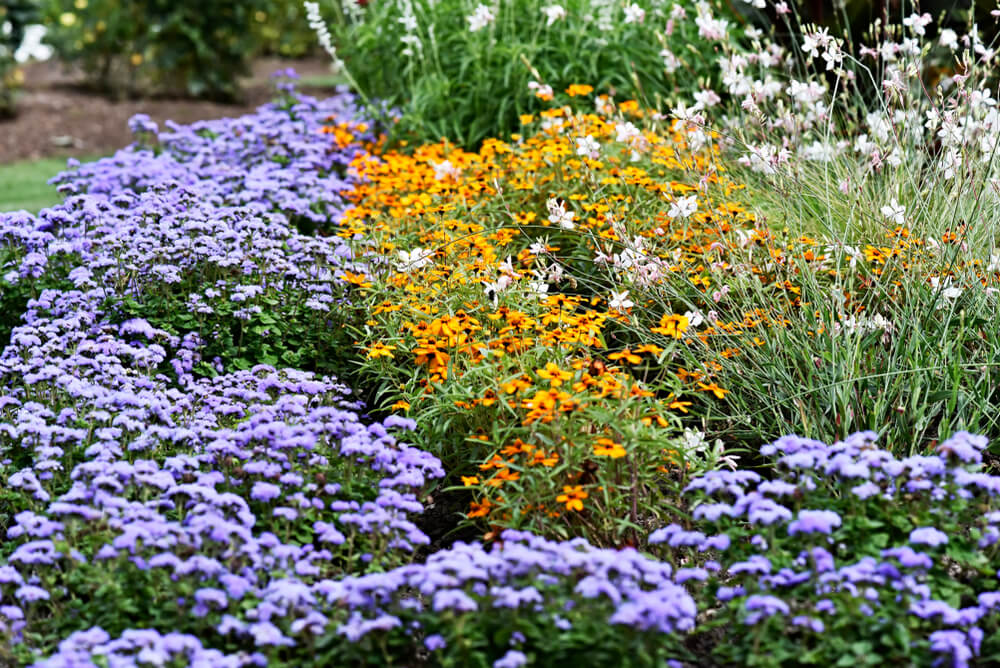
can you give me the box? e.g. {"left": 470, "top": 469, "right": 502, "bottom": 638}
{"left": 3, "top": 0, "right": 1000, "bottom": 119}
{"left": 0, "top": 0, "right": 39, "bottom": 115}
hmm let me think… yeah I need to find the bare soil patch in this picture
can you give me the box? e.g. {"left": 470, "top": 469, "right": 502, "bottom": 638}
{"left": 0, "top": 56, "right": 336, "bottom": 163}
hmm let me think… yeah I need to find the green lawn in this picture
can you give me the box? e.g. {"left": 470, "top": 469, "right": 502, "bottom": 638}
{"left": 0, "top": 157, "right": 86, "bottom": 213}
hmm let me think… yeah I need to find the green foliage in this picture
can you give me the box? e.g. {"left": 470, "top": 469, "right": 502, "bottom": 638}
{"left": 0, "top": 0, "right": 39, "bottom": 115}
{"left": 251, "top": 0, "right": 317, "bottom": 57}
{"left": 41, "top": 0, "right": 272, "bottom": 100}
{"left": 322, "top": 0, "right": 740, "bottom": 148}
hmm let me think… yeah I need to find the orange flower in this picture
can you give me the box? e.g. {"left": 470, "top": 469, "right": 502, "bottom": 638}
{"left": 565, "top": 84, "right": 594, "bottom": 97}
{"left": 556, "top": 485, "right": 588, "bottom": 511}
{"left": 468, "top": 498, "right": 493, "bottom": 518}
{"left": 461, "top": 476, "right": 480, "bottom": 487}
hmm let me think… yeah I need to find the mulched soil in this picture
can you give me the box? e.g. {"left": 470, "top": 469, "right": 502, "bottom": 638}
{"left": 0, "top": 56, "right": 336, "bottom": 164}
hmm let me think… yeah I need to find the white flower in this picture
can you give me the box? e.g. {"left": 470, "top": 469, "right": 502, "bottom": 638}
{"left": 527, "top": 280, "right": 550, "bottom": 299}
{"left": 431, "top": 160, "right": 461, "bottom": 181}
{"left": 681, "top": 429, "right": 707, "bottom": 455}
{"left": 930, "top": 276, "right": 963, "bottom": 300}
{"left": 467, "top": 4, "right": 495, "bottom": 31}
{"left": 395, "top": 248, "right": 434, "bottom": 271}
{"left": 575, "top": 135, "right": 601, "bottom": 159}
{"left": 623, "top": 3, "right": 645, "bottom": 23}
{"left": 547, "top": 198, "right": 575, "bottom": 229}
{"left": 880, "top": 198, "right": 905, "bottom": 225}
{"left": 939, "top": 28, "right": 958, "bottom": 50}
{"left": 608, "top": 290, "right": 634, "bottom": 310}
{"left": 541, "top": 5, "right": 566, "bottom": 26}
{"left": 304, "top": 2, "right": 343, "bottom": 71}
{"left": 668, "top": 195, "right": 698, "bottom": 219}
{"left": 528, "top": 241, "right": 548, "bottom": 255}
{"left": 684, "top": 310, "right": 704, "bottom": 328}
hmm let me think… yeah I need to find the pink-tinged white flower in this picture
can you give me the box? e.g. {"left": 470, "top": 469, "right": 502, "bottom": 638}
{"left": 547, "top": 198, "right": 576, "bottom": 229}
{"left": 880, "top": 199, "right": 905, "bottom": 225}
{"left": 670, "top": 3, "right": 686, "bottom": 19}
{"left": 774, "top": 1, "right": 789, "bottom": 13}
{"left": 623, "top": 3, "right": 645, "bottom": 23}
{"left": 467, "top": 4, "right": 495, "bottom": 32}
{"left": 694, "top": 2, "right": 728, "bottom": 40}
{"left": 575, "top": 135, "right": 601, "bottom": 159}
{"left": 608, "top": 290, "right": 634, "bottom": 310}
{"left": 541, "top": 5, "right": 566, "bottom": 26}
{"left": 668, "top": 195, "right": 698, "bottom": 220}
{"left": 431, "top": 160, "right": 461, "bottom": 181}
{"left": 660, "top": 48, "right": 680, "bottom": 73}
{"left": 902, "top": 12, "right": 932, "bottom": 36}
{"left": 594, "top": 96, "right": 614, "bottom": 117}
{"left": 528, "top": 80, "right": 554, "bottom": 101}
{"left": 693, "top": 89, "right": 722, "bottom": 109}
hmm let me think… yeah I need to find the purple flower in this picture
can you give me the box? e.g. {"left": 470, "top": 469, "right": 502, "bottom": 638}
{"left": 494, "top": 650, "right": 528, "bottom": 668}
{"left": 788, "top": 509, "right": 842, "bottom": 536}
{"left": 909, "top": 527, "right": 948, "bottom": 547}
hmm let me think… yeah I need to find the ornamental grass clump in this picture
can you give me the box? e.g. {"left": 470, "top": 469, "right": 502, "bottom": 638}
{"left": 632, "top": 2, "right": 1000, "bottom": 453}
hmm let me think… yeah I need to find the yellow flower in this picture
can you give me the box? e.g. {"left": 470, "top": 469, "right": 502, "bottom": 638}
{"left": 593, "top": 438, "right": 627, "bottom": 458}
{"left": 565, "top": 84, "right": 594, "bottom": 97}
{"left": 59, "top": 12, "right": 76, "bottom": 26}
{"left": 556, "top": 485, "right": 588, "bottom": 511}
{"left": 651, "top": 314, "right": 689, "bottom": 339}
{"left": 697, "top": 382, "right": 730, "bottom": 399}
{"left": 461, "top": 476, "right": 480, "bottom": 487}
{"left": 366, "top": 342, "right": 396, "bottom": 359}
{"left": 608, "top": 348, "right": 642, "bottom": 365}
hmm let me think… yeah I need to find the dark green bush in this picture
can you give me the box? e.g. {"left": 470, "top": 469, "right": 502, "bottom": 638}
{"left": 0, "top": 0, "right": 39, "bottom": 116}
{"left": 320, "top": 0, "right": 743, "bottom": 148}
{"left": 41, "top": 0, "right": 273, "bottom": 100}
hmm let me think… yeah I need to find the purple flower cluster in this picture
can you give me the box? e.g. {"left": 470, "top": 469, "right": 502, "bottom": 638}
{"left": 653, "top": 431, "right": 1000, "bottom": 667}
{"left": 34, "top": 627, "right": 255, "bottom": 668}
{"left": 0, "top": 83, "right": 451, "bottom": 664}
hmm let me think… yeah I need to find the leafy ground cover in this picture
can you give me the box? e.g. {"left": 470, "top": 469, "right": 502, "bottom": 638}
{"left": 2, "top": 0, "right": 1000, "bottom": 665}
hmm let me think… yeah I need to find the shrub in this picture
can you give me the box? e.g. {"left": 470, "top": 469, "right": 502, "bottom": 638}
{"left": 311, "top": 0, "right": 743, "bottom": 148}
{"left": 0, "top": 0, "right": 38, "bottom": 116}
{"left": 41, "top": 0, "right": 272, "bottom": 100}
